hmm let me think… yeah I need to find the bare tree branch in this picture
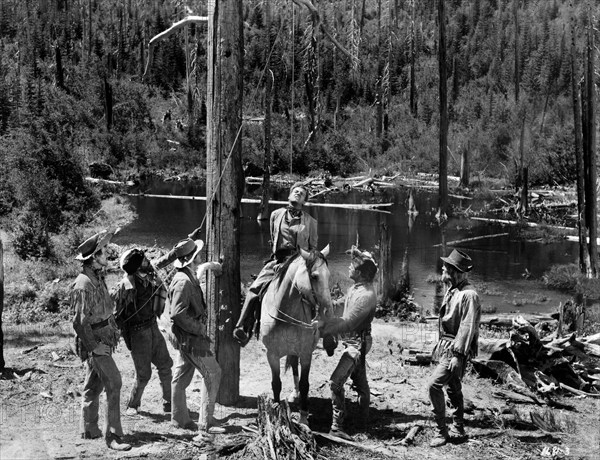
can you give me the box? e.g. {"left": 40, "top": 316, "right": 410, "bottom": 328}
{"left": 143, "top": 16, "right": 208, "bottom": 79}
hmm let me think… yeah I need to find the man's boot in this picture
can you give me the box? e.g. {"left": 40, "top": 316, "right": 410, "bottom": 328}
{"left": 329, "top": 384, "right": 352, "bottom": 440}
{"left": 449, "top": 416, "right": 467, "bottom": 439}
{"left": 233, "top": 295, "right": 259, "bottom": 347}
{"left": 429, "top": 419, "right": 449, "bottom": 448}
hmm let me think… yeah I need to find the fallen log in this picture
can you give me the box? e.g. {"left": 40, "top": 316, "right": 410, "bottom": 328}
{"left": 470, "top": 216, "right": 575, "bottom": 232}
{"left": 125, "top": 193, "right": 393, "bottom": 212}
{"left": 314, "top": 431, "right": 399, "bottom": 457}
{"left": 559, "top": 383, "right": 600, "bottom": 398}
{"left": 433, "top": 232, "right": 509, "bottom": 248}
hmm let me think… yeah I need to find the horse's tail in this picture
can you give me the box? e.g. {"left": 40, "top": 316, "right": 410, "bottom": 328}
{"left": 285, "top": 355, "right": 299, "bottom": 374}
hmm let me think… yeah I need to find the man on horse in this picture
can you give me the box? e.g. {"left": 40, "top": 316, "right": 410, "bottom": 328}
{"left": 233, "top": 182, "right": 318, "bottom": 346}
{"left": 314, "top": 246, "right": 378, "bottom": 441}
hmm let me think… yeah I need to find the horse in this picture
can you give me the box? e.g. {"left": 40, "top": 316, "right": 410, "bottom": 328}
{"left": 260, "top": 245, "right": 333, "bottom": 425}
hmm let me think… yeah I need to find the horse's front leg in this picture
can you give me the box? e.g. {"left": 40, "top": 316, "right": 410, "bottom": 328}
{"left": 298, "top": 356, "right": 312, "bottom": 425}
{"left": 287, "top": 355, "right": 300, "bottom": 404}
{"left": 267, "top": 352, "right": 282, "bottom": 403}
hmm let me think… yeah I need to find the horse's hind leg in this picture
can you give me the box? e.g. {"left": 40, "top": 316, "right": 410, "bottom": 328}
{"left": 298, "top": 356, "right": 312, "bottom": 425}
{"left": 286, "top": 355, "right": 300, "bottom": 404}
{"left": 267, "top": 352, "right": 282, "bottom": 403}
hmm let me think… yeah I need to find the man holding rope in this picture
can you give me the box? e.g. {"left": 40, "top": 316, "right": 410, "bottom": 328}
{"left": 233, "top": 182, "right": 318, "bottom": 346}
{"left": 111, "top": 248, "right": 173, "bottom": 416}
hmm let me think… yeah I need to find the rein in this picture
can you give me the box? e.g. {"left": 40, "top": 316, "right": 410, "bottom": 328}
{"left": 270, "top": 257, "right": 326, "bottom": 330}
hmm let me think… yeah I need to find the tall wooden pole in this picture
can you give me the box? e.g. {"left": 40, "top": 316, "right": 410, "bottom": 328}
{"left": 206, "top": 0, "right": 244, "bottom": 404}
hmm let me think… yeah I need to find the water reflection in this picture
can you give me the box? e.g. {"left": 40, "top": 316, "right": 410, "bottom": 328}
{"left": 118, "top": 181, "right": 579, "bottom": 315}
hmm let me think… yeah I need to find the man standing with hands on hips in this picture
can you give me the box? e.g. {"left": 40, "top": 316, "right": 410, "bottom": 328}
{"left": 427, "top": 249, "right": 481, "bottom": 447}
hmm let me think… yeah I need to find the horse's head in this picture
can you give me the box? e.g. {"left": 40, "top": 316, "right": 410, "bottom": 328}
{"left": 295, "top": 245, "right": 333, "bottom": 318}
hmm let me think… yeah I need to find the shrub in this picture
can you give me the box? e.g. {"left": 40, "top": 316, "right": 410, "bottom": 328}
{"left": 12, "top": 211, "right": 53, "bottom": 260}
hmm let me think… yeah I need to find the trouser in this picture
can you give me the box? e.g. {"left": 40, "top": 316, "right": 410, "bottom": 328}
{"left": 427, "top": 353, "right": 466, "bottom": 427}
{"left": 171, "top": 349, "right": 222, "bottom": 429}
{"left": 329, "top": 344, "right": 370, "bottom": 430}
{"left": 235, "top": 260, "right": 277, "bottom": 333}
{"left": 81, "top": 353, "right": 123, "bottom": 438}
{"left": 126, "top": 321, "right": 173, "bottom": 409}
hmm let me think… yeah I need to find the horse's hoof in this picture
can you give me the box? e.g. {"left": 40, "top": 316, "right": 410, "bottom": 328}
{"left": 287, "top": 392, "right": 299, "bottom": 404}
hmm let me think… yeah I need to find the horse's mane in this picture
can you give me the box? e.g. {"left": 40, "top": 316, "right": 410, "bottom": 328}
{"left": 273, "top": 249, "right": 327, "bottom": 288}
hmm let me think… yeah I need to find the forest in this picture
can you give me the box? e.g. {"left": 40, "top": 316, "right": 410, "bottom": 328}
{"left": 0, "top": 0, "right": 598, "bottom": 258}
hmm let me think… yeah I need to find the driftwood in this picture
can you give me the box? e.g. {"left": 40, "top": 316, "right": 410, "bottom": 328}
{"left": 242, "top": 394, "right": 318, "bottom": 460}
{"left": 397, "top": 424, "right": 421, "bottom": 446}
{"left": 470, "top": 216, "right": 575, "bottom": 232}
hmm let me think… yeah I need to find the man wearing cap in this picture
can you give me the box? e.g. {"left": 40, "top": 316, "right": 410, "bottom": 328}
{"left": 111, "top": 248, "right": 173, "bottom": 416}
{"left": 314, "top": 246, "right": 378, "bottom": 441}
{"left": 233, "top": 182, "right": 318, "bottom": 346}
{"left": 427, "top": 249, "right": 481, "bottom": 447}
{"left": 71, "top": 230, "right": 131, "bottom": 451}
{"left": 166, "top": 238, "right": 224, "bottom": 442}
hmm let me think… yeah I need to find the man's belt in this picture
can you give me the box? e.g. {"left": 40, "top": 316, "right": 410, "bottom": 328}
{"left": 440, "top": 333, "right": 456, "bottom": 341}
{"left": 127, "top": 317, "right": 156, "bottom": 332}
{"left": 91, "top": 318, "right": 110, "bottom": 330}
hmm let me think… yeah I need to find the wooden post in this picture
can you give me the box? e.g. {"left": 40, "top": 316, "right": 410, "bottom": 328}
{"left": 206, "top": 0, "right": 244, "bottom": 404}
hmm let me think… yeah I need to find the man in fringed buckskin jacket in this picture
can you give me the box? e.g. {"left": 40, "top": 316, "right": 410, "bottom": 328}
{"left": 427, "top": 249, "right": 481, "bottom": 447}
{"left": 71, "top": 230, "right": 131, "bottom": 451}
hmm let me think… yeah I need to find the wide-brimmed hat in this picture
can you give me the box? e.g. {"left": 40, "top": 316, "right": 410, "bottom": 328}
{"left": 120, "top": 248, "right": 145, "bottom": 275}
{"left": 173, "top": 238, "right": 204, "bottom": 268}
{"left": 289, "top": 182, "right": 310, "bottom": 201}
{"left": 346, "top": 245, "right": 378, "bottom": 278}
{"left": 441, "top": 249, "right": 473, "bottom": 273}
{"left": 75, "top": 230, "right": 114, "bottom": 261}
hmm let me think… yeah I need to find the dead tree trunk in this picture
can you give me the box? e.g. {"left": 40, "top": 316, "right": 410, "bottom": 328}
{"left": 518, "top": 116, "right": 528, "bottom": 215}
{"left": 0, "top": 238, "right": 4, "bottom": 372}
{"left": 242, "top": 394, "right": 317, "bottom": 460}
{"left": 258, "top": 0, "right": 273, "bottom": 222}
{"left": 436, "top": 0, "right": 448, "bottom": 224}
{"left": 513, "top": 0, "right": 520, "bottom": 102}
{"left": 103, "top": 78, "right": 113, "bottom": 130}
{"left": 460, "top": 143, "right": 469, "bottom": 187}
{"left": 206, "top": 0, "right": 244, "bottom": 404}
{"left": 409, "top": 0, "right": 417, "bottom": 116}
{"left": 584, "top": 19, "right": 597, "bottom": 277}
{"left": 570, "top": 18, "right": 588, "bottom": 274}
{"left": 54, "top": 45, "right": 64, "bottom": 89}
{"left": 378, "top": 220, "right": 393, "bottom": 301}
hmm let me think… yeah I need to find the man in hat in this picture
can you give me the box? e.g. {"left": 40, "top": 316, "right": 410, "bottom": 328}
{"left": 427, "top": 249, "right": 481, "bottom": 447}
{"left": 233, "top": 182, "right": 318, "bottom": 346}
{"left": 314, "top": 246, "right": 378, "bottom": 441}
{"left": 71, "top": 230, "right": 131, "bottom": 451}
{"left": 166, "top": 238, "right": 224, "bottom": 442}
{"left": 111, "top": 248, "right": 173, "bottom": 416}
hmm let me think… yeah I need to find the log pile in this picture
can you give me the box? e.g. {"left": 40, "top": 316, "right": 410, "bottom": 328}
{"left": 473, "top": 310, "right": 600, "bottom": 401}
{"left": 241, "top": 394, "right": 318, "bottom": 460}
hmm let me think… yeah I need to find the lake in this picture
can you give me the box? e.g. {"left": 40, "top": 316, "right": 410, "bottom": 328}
{"left": 117, "top": 180, "right": 579, "bottom": 316}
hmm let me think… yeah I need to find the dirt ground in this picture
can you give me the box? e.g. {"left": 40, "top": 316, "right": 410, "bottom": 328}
{"left": 1, "top": 319, "right": 599, "bottom": 460}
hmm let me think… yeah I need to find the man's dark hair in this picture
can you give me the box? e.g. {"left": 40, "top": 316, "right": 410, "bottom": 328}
{"left": 356, "top": 260, "right": 377, "bottom": 282}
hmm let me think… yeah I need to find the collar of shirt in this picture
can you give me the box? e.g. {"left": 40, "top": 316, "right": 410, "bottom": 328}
{"left": 286, "top": 206, "right": 303, "bottom": 219}
{"left": 83, "top": 265, "right": 104, "bottom": 287}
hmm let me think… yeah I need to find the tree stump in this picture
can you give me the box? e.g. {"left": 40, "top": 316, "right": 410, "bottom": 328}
{"left": 242, "top": 394, "right": 318, "bottom": 460}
